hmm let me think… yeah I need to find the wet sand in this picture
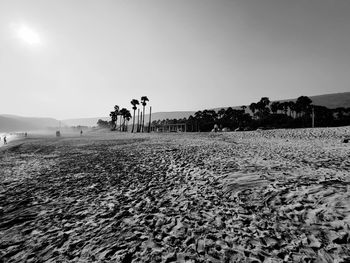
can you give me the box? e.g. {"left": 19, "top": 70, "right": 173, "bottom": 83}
{"left": 1, "top": 127, "right": 350, "bottom": 262}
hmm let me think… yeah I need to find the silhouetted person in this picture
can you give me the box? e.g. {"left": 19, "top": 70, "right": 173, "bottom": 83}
{"left": 4, "top": 136, "right": 7, "bottom": 144}
{"left": 214, "top": 124, "right": 219, "bottom": 132}
{"left": 80, "top": 130, "right": 83, "bottom": 136}
{"left": 25, "top": 132, "right": 27, "bottom": 137}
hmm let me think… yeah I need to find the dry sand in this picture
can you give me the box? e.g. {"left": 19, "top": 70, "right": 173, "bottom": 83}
{"left": 1, "top": 127, "right": 350, "bottom": 262}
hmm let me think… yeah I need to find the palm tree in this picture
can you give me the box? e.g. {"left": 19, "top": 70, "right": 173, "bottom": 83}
{"left": 249, "top": 103, "right": 257, "bottom": 114}
{"left": 109, "top": 105, "right": 119, "bottom": 131}
{"left": 270, "top": 101, "right": 280, "bottom": 114}
{"left": 139, "top": 111, "right": 142, "bottom": 132}
{"left": 147, "top": 106, "right": 152, "bottom": 133}
{"left": 119, "top": 108, "right": 128, "bottom": 131}
{"left": 288, "top": 101, "right": 296, "bottom": 118}
{"left": 258, "top": 97, "right": 270, "bottom": 110}
{"left": 217, "top": 108, "right": 226, "bottom": 127}
{"left": 125, "top": 110, "right": 132, "bottom": 132}
{"left": 140, "top": 96, "right": 149, "bottom": 132}
{"left": 109, "top": 111, "right": 117, "bottom": 130}
{"left": 137, "top": 109, "right": 141, "bottom": 132}
{"left": 130, "top": 99, "right": 139, "bottom": 133}
{"left": 296, "top": 96, "right": 312, "bottom": 116}
{"left": 280, "top": 102, "right": 289, "bottom": 115}
{"left": 254, "top": 97, "right": 270, "bottom": 119}
{"left": 249, "top": 103, "right": 257, "bottom": 119}
{"left": 119, "top": 111, "right": 123, "bottom": 131}
{"left": 194, "top": 111, "right": 203, "bottom": 131}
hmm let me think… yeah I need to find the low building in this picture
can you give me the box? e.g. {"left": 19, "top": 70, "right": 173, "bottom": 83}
{"left": 150, "top": 123, "right": 187, "bottom": 132}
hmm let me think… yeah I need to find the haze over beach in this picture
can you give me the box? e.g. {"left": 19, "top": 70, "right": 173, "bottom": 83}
{"left": 1, "top": 0, "right": 350, "bottom": 119}
{"left": 2, "top": 1, "right": 350, "bottom": 263}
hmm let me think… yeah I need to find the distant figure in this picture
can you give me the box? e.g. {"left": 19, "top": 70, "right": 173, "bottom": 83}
{"left": 4, "top": 136, "right": 7, "bottom": 144}
{"left": 80, "top": 130, "right": 83, "bottom": 136}
{"left": 25, "top": 132, "right": 27, "bottom": 137}
{"left": 56, "top": 131, "right": 61, "bottom": 137}
{"left": 214, "top": 124, "right": 219, "bottom": 132}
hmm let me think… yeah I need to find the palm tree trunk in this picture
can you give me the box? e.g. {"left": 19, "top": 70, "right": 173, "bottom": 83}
{"left": 142, "top": 105, "right": 145, "bottom": 132}
{"left": 137, "top": 109, "right": 140, "bottom": 132}
{"left": 148, "top": 106, "right": 152, "bottom": 133}
{"left": 139, "top": 112, "right": 143, "bottom": 132}
{"left": 132, "top": 110, "right": 135, "bottom": 133}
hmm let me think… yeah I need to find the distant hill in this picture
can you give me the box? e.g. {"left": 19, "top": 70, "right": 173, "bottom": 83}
{"left": 290, "top": 92, "right": 350, "bottom": 109}
{"left": 0, "top": 115, "right": 60, "bottom": 132}
{"left": 213, "top": 92, "right": 350, "bottom": 113}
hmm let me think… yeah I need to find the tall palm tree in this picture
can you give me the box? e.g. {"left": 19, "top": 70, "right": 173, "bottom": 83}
{"left": 109, "top": 105, "right": 119, "bottom": 131}
{"left": 110, "top": 111, "right": 117, "bottom": 130}
{"left": 130, "top": 99, "right": 139, "bottom": 133}
{"left": 270, "top": 101, "right": 280, "bottom": 114}
{"left": 119, "top": 108, "right": 128, "bottom": 131}
{"left": 147, "top": 106, "right": 152, "bottom": 133}
{"left": 137, "top": 109, "right": 140, "bottom": 132}
{"left": 255, "top": 97, "right": 270, "bottom": 119}
{"left": 119, "top": 111, "right": 123, "bottom": 131}
{"left": 260, "top": 97, "right": 270, "bottom": 107}
{"left": 140, "top": 96, "right": 149, "bottom": 132}
{"left": 249, "top": 103, "right": 257, "bottom": 119}
{"left": 138, "top": 111, "right": 142, "bottom": 132}
{"left": 296, "top": 96, "right": 312, "bottom": 116}
{"left": 217, "top": 108, "right": 226, "bottom": 127}
{"left": 194, "top": 111, "right": 203, "bottom": 132}
{"left": 125, "top": 110, "right": 132, "bottom": 132}
{"left": 280, "top": 102, "right": 289, "bottom": 115}
{"left": 288, "top": 101, "right": 296, "bottom": 118}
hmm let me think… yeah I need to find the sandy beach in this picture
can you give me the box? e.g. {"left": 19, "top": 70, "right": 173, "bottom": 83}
{"left": 1, "top": 127, "right": 350, "bottom": 262}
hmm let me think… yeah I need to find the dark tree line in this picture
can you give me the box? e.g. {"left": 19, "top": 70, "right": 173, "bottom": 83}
{"left": 151, "top": 96, "right": 350, "bottom": 132}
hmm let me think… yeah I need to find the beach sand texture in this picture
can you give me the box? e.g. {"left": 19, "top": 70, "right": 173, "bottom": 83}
{"left": 1, "top": 127, "right": 350, "bottom": 262}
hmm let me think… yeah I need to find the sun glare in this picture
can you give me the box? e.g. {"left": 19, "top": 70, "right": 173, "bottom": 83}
{"left": 16, "top": 25, "right": 42, "bottom": 46}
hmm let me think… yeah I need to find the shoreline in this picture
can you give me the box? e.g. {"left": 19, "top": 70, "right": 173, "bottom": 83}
{"left": 0, "top": 132, "right": 26, "bottom": 148}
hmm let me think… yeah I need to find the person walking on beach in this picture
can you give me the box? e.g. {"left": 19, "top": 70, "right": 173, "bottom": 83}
{"left": 214, "top": 124, "right": 219, "bottom": 132}
{"left": 3, "top": 136, "right": 7, "bottom": 144}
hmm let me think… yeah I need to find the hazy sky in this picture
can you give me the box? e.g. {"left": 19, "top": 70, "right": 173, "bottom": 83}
{"left": 0, "top": 0, "right": 349, "bottom": 119}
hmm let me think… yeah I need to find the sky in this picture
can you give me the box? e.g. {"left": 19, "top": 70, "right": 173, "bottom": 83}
{"left": 0, "top": 0, "right": 349, "bottom": 120}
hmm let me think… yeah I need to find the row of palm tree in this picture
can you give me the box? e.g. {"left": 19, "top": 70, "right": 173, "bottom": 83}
{"left": 108, "top": 96, "right": 150, "bottom": 133}
{"left": 131, "top": 96, "right": 150, "bottom": 133}
{"left": 249, "top": 96, "right": 313, "bottom": 120}
{"left": 150, "top": 95, "right": 350, "bottom": 132}
{"left": 109, "top": 105, "right": 132, "bottom": 132}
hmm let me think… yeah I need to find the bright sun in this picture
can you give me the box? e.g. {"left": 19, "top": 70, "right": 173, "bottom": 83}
{"left": 16, "top": 25, "right": 42, "bottom": 46}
